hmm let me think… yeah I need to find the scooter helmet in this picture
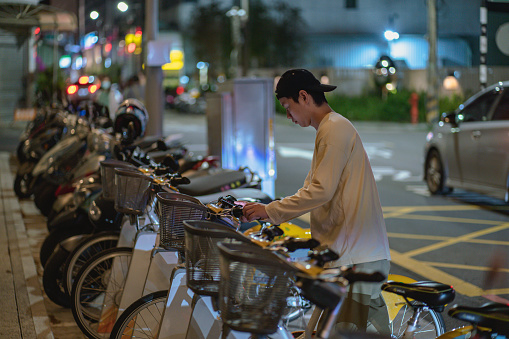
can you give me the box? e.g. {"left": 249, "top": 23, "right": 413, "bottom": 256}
{"left": 113, "top": 98, "right": 148, "bottom": 140}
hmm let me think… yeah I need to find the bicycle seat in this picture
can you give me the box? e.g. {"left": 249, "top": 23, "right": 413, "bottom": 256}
{"left": 448, "top": 303, "right": 509, "bottom": 336}
{"left": 382, "top": 281, "right": 455, "bottom": 308}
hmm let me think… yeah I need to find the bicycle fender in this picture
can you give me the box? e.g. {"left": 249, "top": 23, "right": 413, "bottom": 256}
{"left": 382, "top": 274, "right": 417, "bottom": 322}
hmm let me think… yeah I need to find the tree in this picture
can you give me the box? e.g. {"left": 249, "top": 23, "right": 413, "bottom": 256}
{"left": 186, "top": 1, "right": 231, "bottom": 77}
{"left": 185, "top": 0, "right": 307, "bottom": 78}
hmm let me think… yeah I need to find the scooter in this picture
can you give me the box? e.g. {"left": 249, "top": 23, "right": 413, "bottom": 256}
{"left": 14, "top": 111, "right": 77, "bottom": 198}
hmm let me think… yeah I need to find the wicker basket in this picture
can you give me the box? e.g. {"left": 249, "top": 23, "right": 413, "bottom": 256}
{"left": 183, "top": 220, "right": 251, "bottom": 297}
{"left": 217, "top": 242, "right": 297, "bottom": 335}
{"left": 114, "top": 167, "right": 152, "bottom": 215}
{"left": 156, "top": 192, "right": 208, "bottom": 251}
{"left": 99, "top": 159, "right": 136, "bottom": 201}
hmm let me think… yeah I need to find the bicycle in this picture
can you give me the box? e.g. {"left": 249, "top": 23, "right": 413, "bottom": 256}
{"left": 70, "top": 166, "right": 155, "bottom": 338}
{"left": 109, "top": 218, "right": 323, "bottom": 339}
{"left": 380, "top": 280, "right": 455, "bottom": 338}
{"left": 440, "top": 302, "right": 509, "bottom": 339}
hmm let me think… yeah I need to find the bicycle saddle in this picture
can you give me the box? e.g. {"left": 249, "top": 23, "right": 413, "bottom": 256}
{"left": 448, "top": 303, "right": 509, "bottom": 336}
{"left": 382, "top": 281, "right": 455, "bottom": 308}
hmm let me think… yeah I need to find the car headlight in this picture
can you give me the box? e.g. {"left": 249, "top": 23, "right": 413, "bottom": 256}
{"left": 426, "top": 131, "right": 434, "bottom": 142}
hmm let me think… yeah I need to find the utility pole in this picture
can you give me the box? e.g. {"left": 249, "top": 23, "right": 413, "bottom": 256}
{"left": 144, "top": 0, "right": 163, "bottom": 137}
{"left": 480, "top": 0, "right": 488, "bottom": 90}
{"left": 426, "top": 0, "right": 439, "bottom": 123}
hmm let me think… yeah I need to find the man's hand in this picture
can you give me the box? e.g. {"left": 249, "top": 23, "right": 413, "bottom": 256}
{"left": 240, "top": 202, "right": 270, "bottom": 222}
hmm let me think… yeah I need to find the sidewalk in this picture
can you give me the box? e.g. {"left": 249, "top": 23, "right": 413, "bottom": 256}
{"left": 0, "top": 152, "right": 54, "bottom": 338}
{"left": 0, "top": 152, "right": 86, "bottom": 339}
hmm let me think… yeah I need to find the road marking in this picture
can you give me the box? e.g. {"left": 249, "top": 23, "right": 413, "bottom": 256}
{"left": 403, "top": 223, "right": 509, "bottom": 257}
{"left": 277, "top": 146, "right": 313, "bottom": 160}
{"left": 295, "top": 205, "right": 508, "bottom": 300}
{"left": 389, "top": 213, "right": 504, "bottom": 225}
{"left": 390, "top": 249, "right": 486, "bottom": 297}
{"left": 419, "top": 261, "right": 509, "bottom": 273}
{"left": 383, "top": 205, "right": 482, "bottom": 212}
{"left": 388, "top": 232, "right": 509, "bottom": 246}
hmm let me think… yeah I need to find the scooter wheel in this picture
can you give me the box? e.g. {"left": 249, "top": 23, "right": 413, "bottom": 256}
{"left": 42, "top": 246, "right": 72, "bottom": 308}
{"left": 13, "top": 161, "right": 36, "bottom": 199}
{"left": 34, "top": 183, "right": 59, "bottom": 216}
{"left": 40, "top": 225, "right": 93, "bottom": 267}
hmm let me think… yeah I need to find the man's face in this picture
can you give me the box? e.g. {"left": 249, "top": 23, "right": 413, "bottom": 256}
{"left": 279, "top": 96, "right": 309, "bottom": 127}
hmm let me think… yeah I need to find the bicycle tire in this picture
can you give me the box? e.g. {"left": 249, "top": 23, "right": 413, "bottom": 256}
{"left": 109, "top": 290, "right": 168, "bottom": 339}
{"left": 71, "top": 247, "right": 133, "bottom": 339}
{"left": 389, "top": 300, "right": 446, "bottom": 339}
{"left": 63, "top": 231, "right": 120, "bottom": 296}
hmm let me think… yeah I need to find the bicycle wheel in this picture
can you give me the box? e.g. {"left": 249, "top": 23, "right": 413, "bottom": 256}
{"left": 109, "top": 290, "right": 168, "bottom": 339}
{"left": 63, "top": 231, "right": 120, "bottom": 296}
{"left": 71, "top": 247, "right": 133, "bottom": 339}
{"left": 388, "top": 301, "right": 446, "bottom": 339}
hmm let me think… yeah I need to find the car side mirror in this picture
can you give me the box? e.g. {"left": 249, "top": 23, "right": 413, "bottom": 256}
{"left": 441, "top": 111, "right": 458, "bottom": 128}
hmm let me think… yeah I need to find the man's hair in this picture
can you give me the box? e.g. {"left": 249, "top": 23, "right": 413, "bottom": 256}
{"left": 275, "top": 69, "right": 336, "bottom": 106}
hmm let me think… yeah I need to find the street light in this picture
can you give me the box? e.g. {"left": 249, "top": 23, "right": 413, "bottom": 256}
{"left": 384, "top": 30, "right": 399, "bottom": 41}
{"left": 117, "top": 2, "right": 128, "bottom": 12}
{"left": 90, "top": 11, "right": 99, "bottom": 20}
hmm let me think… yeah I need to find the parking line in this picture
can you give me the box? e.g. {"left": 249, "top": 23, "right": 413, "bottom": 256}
{"left": 403, "top": 223, "right": 509, "bottom": 258}
{"left": 296, "top": 206, "right": 508, "bottom": 300}
{"left": 390, "top": 249, "right": 485, "bottom": 297}
{"left": 382, "top": 205, "right": 482, "bottom": 212}
{"left": 388, "top": 232, "right": 509, "bottom": 246}
{"left": 389, "top": 213, "right": 504, "bottom": 225}
{"left": 419, "top": 261, "right": 509, "bottom": 273}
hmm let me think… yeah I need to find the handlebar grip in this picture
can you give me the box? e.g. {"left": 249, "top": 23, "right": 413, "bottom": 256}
{"left": 343, "top": 270, "right": 386, "bottom": 284}
{"left": 309, "top": 248, "right": 340, "bottom": 267}
{"left": 231, "top": 205, "right": 244, "bottom": 218}
{"left": 262, "top": 226, "right": 284, "bottom": 241}
{"left": 171, "top": 176, "right": 191, "bottom": 186}
{"left": 282, "top": 238, "right": 321, "bottom": 252}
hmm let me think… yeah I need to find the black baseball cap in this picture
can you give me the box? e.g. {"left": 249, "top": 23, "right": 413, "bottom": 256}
{"left": 275, "top": 69, "right": 337, "bottom": 99}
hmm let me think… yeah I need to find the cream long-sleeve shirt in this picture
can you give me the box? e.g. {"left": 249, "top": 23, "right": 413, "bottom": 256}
{"left": 266, "top": 112, "right": 391, "bottom": 266}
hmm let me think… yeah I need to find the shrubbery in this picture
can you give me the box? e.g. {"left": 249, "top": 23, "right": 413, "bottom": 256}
{"left": 275, "top": 90, "right": 466, "bottom": 123}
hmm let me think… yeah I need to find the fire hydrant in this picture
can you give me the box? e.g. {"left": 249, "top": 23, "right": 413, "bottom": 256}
{"left": 409, "top": 92, "right": 419, "bottom": 124}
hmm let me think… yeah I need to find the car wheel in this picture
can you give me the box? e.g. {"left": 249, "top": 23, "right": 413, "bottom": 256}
{"left": 426, "top": 150, "right": 447, "bottom": 195}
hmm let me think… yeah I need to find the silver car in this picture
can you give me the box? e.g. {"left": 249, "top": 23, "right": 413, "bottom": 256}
{"left": 424, "top": 81, "right": 509, "bottom": 201}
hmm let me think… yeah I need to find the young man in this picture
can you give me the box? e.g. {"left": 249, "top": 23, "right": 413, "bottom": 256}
{"left": 241, "top": 69, "right": 392, "bottom": 334}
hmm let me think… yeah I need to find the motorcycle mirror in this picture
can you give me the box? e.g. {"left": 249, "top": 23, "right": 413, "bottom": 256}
{"left": 122, "top": 121, "right": 136, "bottom": 145}
{"left": 156, "top": 139, "right": 168, "bottom": 151}
{"left": 162, "top": 154, "right": 180, "bottom": 172}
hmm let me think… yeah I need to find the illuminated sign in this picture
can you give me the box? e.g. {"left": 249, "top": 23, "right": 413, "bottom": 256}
{"left": 82, "top": 32, "right": 98, "bottom": 50}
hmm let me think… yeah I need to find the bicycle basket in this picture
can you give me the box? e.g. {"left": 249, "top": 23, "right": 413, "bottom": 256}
{"left": 114, "top": 167, "right": 152, "bottom": 215}
{"left": 100, "top": 159, "right": 135, "bottom": 201}
{"left": 156, "top": 192, "right": 208, "bottom": 251}
{"left": 183, "top": 220, "right": 251, "bottom": 297}
{"left": 217, "top": 242, "right": 297, "bottom": 335}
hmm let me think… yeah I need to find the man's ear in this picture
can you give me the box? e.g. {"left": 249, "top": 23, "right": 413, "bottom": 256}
{"left": 299, "top": 89, "right": 310, "bottom": 103}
